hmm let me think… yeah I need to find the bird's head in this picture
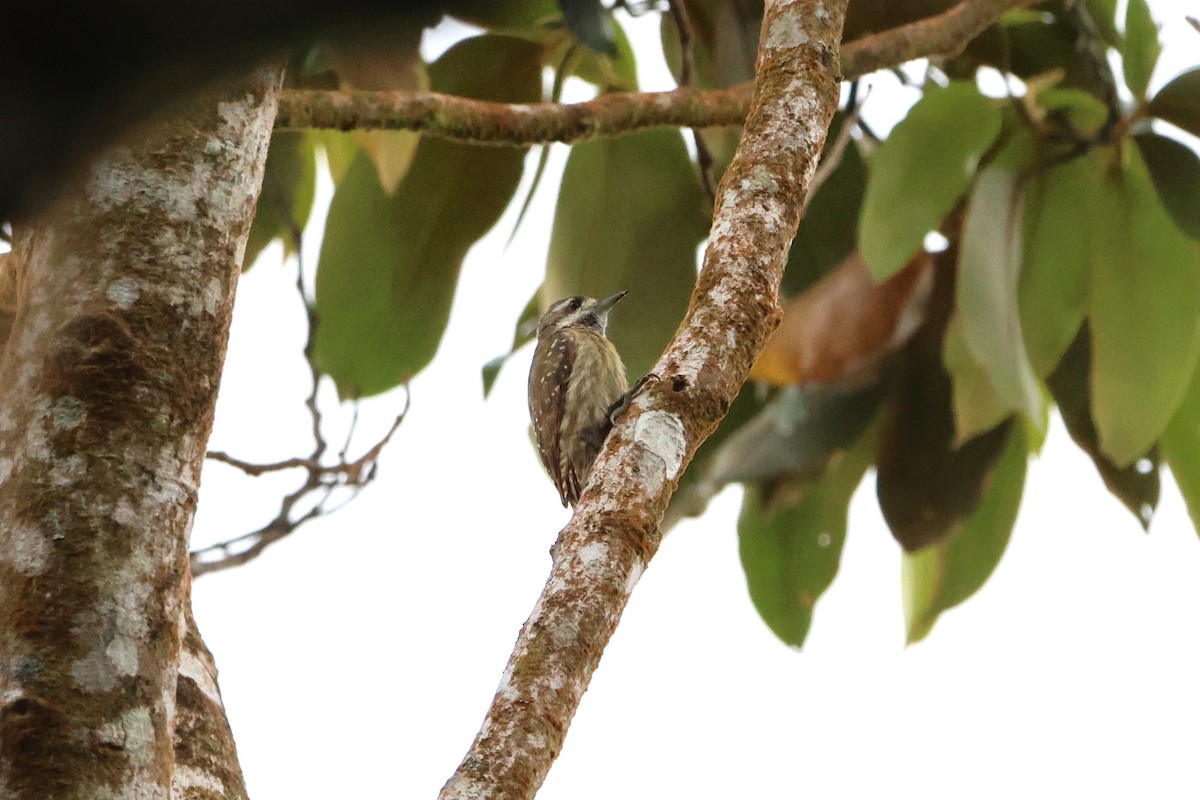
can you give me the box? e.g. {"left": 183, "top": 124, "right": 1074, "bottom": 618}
{"left": 536, "top": 291, "right": 627, "bottom": 339}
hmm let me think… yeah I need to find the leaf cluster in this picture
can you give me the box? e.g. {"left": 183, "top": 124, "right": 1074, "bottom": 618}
{"left": 245, "top": 0, "right": 1200, "bottom": 646}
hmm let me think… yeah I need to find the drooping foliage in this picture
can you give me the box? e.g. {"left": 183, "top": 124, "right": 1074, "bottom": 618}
{"left": 246, "top": 0, "right": 1200, "bottom": 645}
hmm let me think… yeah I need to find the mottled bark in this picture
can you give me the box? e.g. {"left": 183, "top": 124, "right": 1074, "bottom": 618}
{"left": 277, "top": 0, "right": 1035, "bottom": 145}
{"left": 171, "top": 595, "right": 249, "bottom": 800}
{"left": 0, "top": 69, "right": 281, "bottom": 799}
{"left": 277, "top": 83, "right": 749, "bottom": 142}
{"left": 438, "top": 2, "right": 848, "bottom": 799}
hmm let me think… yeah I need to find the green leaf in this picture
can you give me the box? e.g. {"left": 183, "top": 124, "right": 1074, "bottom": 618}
{"left": 1135, "top": 133, "right": 1200, "bottom": 239}
{"left": 947, "top": 166, "right": 1041, "bottom": 441}
{"left": 244, "top": 132, "right": 316, "bottom": 270}
{"left": 1019, "top": 156, "right": 1090, "bottom": 377}
{"left": 860, "top": 83, "right": 1002, "bottom": 279}
{"left": 544, "top": 128, "right": 709, "bottom": 380}
{"left": 658, "top": 0, "right": 754, "bottom": 181}
{"left": 445, "top": 0, "right": 559, "bottom": 29}
{"left": 661, "top": 0, "right": 759, "bottom": 89}
{"left": 949, "top": 12, "right": 1115, "bottom": 95}
{"left": 1162, "top": 361, "right": 1200, "bottom": 535}
{"left": 1048, "top": 327, "right": 1159, "bottom": 529}
{"left": 319, "top": 131, "right": 360, "bottom": 184}
{"left": 738, "top": 424, "right": 876, "bottom": 648}
{"left": 1121, "top": 0, "right": 1160, "bottom": 100}
{"left": 943, "top": 314, "right": 1018, "bottom": 442}
{"left": 903, "top": 424, "right": 1026, "bottom": 644}
{"left": 1087, "top": 146, "right": 1200, "bottom": 466}
{"left": 1035, "top": 87, "right": 1111, "bottom": 138}
{"left": 1083, "top": 0, "right": 1120, "bottom": 46}
{"left": 1147, "top": 69, "right": 1200, "bottom": 138}
{"left": 313, "top": 35, "right": 541, "bottom": 398}
{"left": 784, "top": 114, "right": 867, "bottom": 296}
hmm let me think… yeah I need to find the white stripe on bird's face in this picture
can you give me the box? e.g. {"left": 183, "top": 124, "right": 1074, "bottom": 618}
{"left": 537, "top": 296, "right": 616, "bottom": 338}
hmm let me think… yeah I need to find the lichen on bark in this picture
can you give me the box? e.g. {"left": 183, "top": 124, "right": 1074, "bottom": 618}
{"left": 439, "top": 3, "right": 848, "bottom": 799}
{"left": 0, "top": 69, "right": 281, "bottom": 799}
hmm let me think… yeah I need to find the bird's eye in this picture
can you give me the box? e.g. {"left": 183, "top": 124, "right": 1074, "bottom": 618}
{"left": 567, "top": 298, "right": 582, "bottom": 311}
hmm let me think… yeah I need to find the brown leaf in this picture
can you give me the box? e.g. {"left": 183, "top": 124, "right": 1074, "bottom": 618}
{"left": 751, "top": 251, "right": 932, "bottom": 389}
{"left": 325, "top": 24, "right": 429, "bottom": 193}
{"left": 844, "top": 0, "right": 957, "bottom": 39}
{"left": 324, "top": 22, "right": 426, "bottom": 91}
{"left": 874, "top": 249, "right": 1011, "bottom": 552}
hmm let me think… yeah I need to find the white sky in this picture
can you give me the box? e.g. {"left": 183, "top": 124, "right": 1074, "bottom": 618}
{"left": 190, "top": 3, "right": 1200, "bottom": 798}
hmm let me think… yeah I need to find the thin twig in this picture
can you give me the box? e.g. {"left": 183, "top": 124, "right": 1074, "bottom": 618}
{"left": 194, "top": 212, "right": 409, "bottom": 576}
{"left": 505, "top": 42, "right": 580, "bottom": 249}
{"left": 692, "top": 132, "right": 717, "bottom": 200}
{"left": 192, "top": 397, "right": 408, "bottom": 576}
{"left": 665, "top": 0, "right": 717, "bottom": 201}
{"left": 666, "top": 0, "right": 695, "bottom": 87}
{"left": 339, "top": 401, "right": 361, "bottom": 462}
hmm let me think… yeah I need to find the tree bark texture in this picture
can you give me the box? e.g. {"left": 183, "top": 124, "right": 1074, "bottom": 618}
{"left": 0, "top": 68, "right": 281, "bottom": 799}
{"left": 438, "top": 2, "right": 849, "bottom": 799}
{"left": 171, "top": 595, "right": 250, "bottom": 800}
{"left": 276, "top": 0, "right": 1036, "bottom": 145}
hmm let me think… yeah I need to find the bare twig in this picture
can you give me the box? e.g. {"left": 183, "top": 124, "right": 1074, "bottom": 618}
{"left": 692, "top": 132, "right": 717, "bottom": 200}
{"left": 665, "top": 0, "right": 719, "bottom": 201}
{"left": 666, "top": 0, "right": 695, "bottom": 87}
{"left": 192, "top": 396, "right": 408, "bottom": 576}
{"left": 193, "top": 217, "right": 409, "bottom": 577}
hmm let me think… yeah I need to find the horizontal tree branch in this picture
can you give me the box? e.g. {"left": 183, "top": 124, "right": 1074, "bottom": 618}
{"left": 277, "top": 83, "right": 749, "bottom": 142}
{"left": 276, "top": 0, "right": 1035, "bottom": 144}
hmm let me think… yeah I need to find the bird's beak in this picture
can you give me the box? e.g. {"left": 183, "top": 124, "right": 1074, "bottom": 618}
{"left": 594, "top": 290, "right": 627, "bottom": 320}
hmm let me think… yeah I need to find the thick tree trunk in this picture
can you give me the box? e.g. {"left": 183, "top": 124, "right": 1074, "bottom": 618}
{"left": 0, "top": 68, "right": 280, "bottom": 798}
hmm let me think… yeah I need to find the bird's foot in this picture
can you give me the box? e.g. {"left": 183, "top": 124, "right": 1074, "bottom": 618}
{"left": 607, "top": 372, "right": 655, "bottom": 425}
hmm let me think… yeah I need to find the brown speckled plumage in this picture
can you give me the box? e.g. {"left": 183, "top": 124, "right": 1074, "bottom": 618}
{"left": 528, "top": 294, "right": 628, "bottom": 506}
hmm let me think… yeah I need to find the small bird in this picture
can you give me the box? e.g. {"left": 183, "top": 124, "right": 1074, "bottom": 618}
{"left": 528, "top": 292, "right": 629, "bottom": 507}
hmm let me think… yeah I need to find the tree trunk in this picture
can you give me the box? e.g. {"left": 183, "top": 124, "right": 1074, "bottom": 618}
{"left": 0, "top": 68, "right": 280, "bottom": 799}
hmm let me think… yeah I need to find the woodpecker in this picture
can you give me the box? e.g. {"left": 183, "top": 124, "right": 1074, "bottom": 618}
{"left": 528, "top": 292, "right": 629, "bottom": 507}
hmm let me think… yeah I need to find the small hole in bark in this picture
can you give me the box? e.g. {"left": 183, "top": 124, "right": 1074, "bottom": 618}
{"left": 5, "top": 699, "right": 32, "bottom": 717}
{"left": 672, "top": 376, "right": 687, "bottom": 392}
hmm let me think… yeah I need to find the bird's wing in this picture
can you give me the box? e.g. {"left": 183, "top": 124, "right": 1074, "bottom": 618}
{"left": 529, "top": 332, "right": 576, "bottom": 507}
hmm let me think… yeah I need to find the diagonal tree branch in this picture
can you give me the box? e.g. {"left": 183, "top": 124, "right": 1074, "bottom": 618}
{"left": 437, "top": 1, "right": 849, "bottom": 798}
{"left": 843, "top": 0, "right": 1036, "bottom": 77}
{"left": 276, "top": 0, "right": 1036, "bottom": 144}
